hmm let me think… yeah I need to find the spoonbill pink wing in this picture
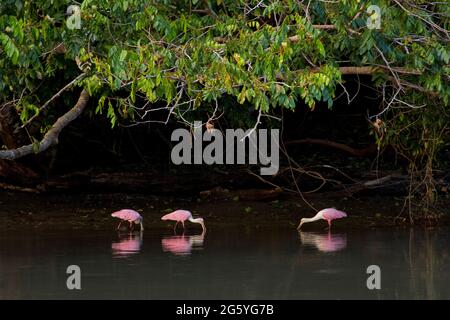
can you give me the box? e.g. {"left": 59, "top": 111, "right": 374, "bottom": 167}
{"left": 111, "top": 209, "right": 142, "bottom": 222}
{"left": 161, "top": 209, "right": 192, "bottom": 222}
{"left": 321, "top": 208, "right": 347, "bottom": 221}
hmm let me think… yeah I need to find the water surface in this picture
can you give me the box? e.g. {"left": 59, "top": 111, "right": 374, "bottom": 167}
{"left": 1, "top": 227, "right": 449, "bottom": 299}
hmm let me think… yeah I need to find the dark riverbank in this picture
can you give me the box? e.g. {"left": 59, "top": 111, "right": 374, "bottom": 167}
{"left": 1, "top": 191, "right": 449, "bottom": 232}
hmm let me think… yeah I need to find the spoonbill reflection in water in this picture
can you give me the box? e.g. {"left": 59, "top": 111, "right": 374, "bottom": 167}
{"left": 112, "top": 231, "right": 143, "bottom": 257}
{"left": 161, "top": 231, "right": 205, "bottom": 256}
{"left": 299, "top": 231, "right": 347, "bottom": 253}
{"left": 298, "top": 208, "right": 347, "bottom": 230}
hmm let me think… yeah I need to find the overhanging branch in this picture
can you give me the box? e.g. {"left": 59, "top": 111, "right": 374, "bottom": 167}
{"left": 315, "top": 66, "right": 422, "bottom": 76}
{"left": 285, "top": 139, "right": 377, "bottom": 157}
{"left": 0, "top": 90, "right": 90, "bottom": 160}
{"left": 19, "top": 73, "right": 86, "bottom": 129}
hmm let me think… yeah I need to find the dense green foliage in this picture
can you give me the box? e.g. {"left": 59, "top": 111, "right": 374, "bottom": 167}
{"left": 1, "top": 1, "right": 448, "bottom": 119}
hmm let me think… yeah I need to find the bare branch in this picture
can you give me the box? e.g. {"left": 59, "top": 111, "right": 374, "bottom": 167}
{"left": 19, "top": 73, "right": 86, "bottom": 129}
{"left": 285, "top": 138, "right": 377, "bottom": 157}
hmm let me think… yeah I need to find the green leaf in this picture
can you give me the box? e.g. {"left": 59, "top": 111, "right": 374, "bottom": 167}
{"left": 119, "top": 49, "right": 128, "bottom": 62}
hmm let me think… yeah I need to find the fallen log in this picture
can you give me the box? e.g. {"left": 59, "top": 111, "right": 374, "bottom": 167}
{"left": 293, "top": 174, "right": 409, "bottom": 199}
{"left": 0, "top": 182, "right": 40, "bottom": 193}
{"left": 200, "top": 186, "right": 283, "bottom": 201}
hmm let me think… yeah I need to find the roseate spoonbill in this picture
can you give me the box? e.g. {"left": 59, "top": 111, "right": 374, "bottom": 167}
{"left": 111, "top": 209, "right": 144, "bottom": 231}
{"left": 299, "top": 231, "right": 347, "bottom": 253}
{"left": 161, "top": 209, "right": 206, "bottom": 233}
{"left": 297, "top": 208, "right": 347, "bottom": 230}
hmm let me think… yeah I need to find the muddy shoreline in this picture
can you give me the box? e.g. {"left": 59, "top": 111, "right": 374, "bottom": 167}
{"left": 1, "top": 192, "right": 450, "bottom": 232}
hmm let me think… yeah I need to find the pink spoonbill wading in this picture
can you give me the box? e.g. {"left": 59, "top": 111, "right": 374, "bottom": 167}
{"left": 111, "top": 209, "right": 144, "bottom": 231}
{"left": 161, "top": 209, "right": 206, "bottom": 233}
{"left": 298, "top": 208, "right": 347, "bottom": 230}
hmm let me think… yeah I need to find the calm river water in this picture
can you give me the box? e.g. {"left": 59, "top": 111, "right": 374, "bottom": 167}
{"left": 1, "top": 227, "right": 449, "bottom": 299}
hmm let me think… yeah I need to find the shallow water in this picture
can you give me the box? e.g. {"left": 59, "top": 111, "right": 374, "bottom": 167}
{"left": 0, "top": 227, "right": 449, "bottom": 299}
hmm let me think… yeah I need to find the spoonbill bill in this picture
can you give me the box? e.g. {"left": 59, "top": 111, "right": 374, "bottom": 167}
{"left": 161, "top": 209, "right": 206, "bottom": 233}
{"left": 111, "top": 209, "right": 144, "bottom": 231}
{"left": 298, "top": 208, "right": 347, "bottom": 230}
